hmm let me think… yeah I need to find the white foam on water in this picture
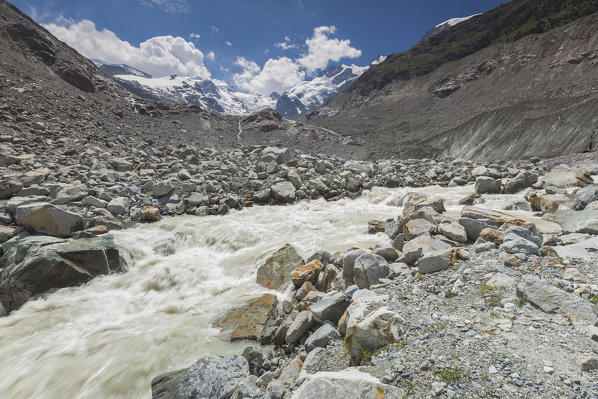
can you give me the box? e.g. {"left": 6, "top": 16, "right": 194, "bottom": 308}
{"left": 0, "top": 184, "right": 544, "bottom": 398}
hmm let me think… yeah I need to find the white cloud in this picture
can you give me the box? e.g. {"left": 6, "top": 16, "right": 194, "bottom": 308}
{"left": 210, "top": 26, "right": 219, "bottom": 33}
{"left": 44, "top": 19, "right": 210, "bottom": 78}
{"left": 189, "top": 32, "right": 200, "bottom": 40}
{"left": 206, "top": 51, "right": 215, "bottom": 61}
{"left": 233, "top": 56, "right": 305, "bottom": 96}
{"left": 140, "top": 0, "right": 189, "bottom": 14}
{"left": 297, "top": 26, "right": 361, "bottom": 72}
{"left": 225, "top": 41, "right": 232, "bottom": 46}
{"left": 274, "top": 36, "right": 296, "bottom": 50}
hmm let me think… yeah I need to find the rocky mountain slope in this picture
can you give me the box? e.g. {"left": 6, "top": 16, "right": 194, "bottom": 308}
{"left": 0, "top": 0, "right": 365, "bottom": 158}
{"left": 303, "top": 0, "right": 598, "bottom": 161}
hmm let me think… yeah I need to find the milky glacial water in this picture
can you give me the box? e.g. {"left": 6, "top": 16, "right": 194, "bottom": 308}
{"left": 0, "top": 184, "right": 551, "bottom": 399}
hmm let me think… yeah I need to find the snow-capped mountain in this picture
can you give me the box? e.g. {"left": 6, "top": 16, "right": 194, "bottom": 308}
{"left": 275, "top": 64, "right": 368, "bottom": 117}
{"left": 97, "top": 61, "right": 369, "bottom": 116}
{"left": 422, "top": 14, "right": 481, "bottom": 41}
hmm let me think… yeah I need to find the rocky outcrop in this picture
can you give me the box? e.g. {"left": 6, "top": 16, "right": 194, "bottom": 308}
{"left": 0, "top": 234, "right": 124, "bottom": 312}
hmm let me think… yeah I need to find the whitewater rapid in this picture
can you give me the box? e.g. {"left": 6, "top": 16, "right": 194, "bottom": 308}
{"left": 0, "top": 185, "right": 556, "bottom": 398}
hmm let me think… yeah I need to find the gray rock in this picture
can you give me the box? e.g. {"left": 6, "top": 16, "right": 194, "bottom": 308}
{"left": 310, "top": 291, "right": 351, "bottom": 324}
{"left": 305, "top": 324, "right": 341, "bottom": 352}
{"left": 151, "top": 355, "right": 250, "bottom": 399}
{"left": 438, "top": 221, "right": 467, "bottom": 243}
{"left": 373, "top": 242, "right": 399, "bottom": 262}
{"left": 473, "top": 238, "right": 497, "bottom": 253}
{"left": 0, "top": 180, "right": 22, "bottom": 199}
{"left": 501, "top": 233, "right": 539, "bottom": 255}
{"left": 152, "top": 181, "right": 175, "bottom": 198}
{"left": 417, "top": 248, "right": 457, "bottom": 274}
{"left": 547, "top": 210, "right": 598, "bottom": 234}
{"left": 271, "top": 181, "right": 296, "bottom": 203}
{"left": 342, "top": 249, "right": 366, "bottom": 285}
{"left": 475, "top": 176, "right": 501, "bottom": 194}
{"left": 15, "top": 202, "right": 84, "bottom": 237}
{"left": 82, "top": 196, "right": 108, "bottom": 208}
{"left": 110, "top": 158, "right": 134, "bottom": 172}
{"left": 261, "top": 147, "right": 291, "bottom": 164}
{"left": 291, "top": 370, "right": 405, "bottom": 399}
{"left": 0, "top": 235, "right": 124, "bottom": 312}
{"left": 52, "top": 184, "right": 88, "bottom": 205}
{"left": 574, "top": 185, "right": 598, "bottom": 210}
{"left": 517, "top": 276, "right": 598, "bottom": 325}
{"left": 503, "top": 225, "right": 542, "bottom": 247}
{"left": 107, "top": 197, "right": 130, "bottom": 216}
{"left": 353, "top": 253, "right": 390, "bottom": 289}
{"left": 286, "top": 311, "right": 314, "bottom": 344}
{"left": 401, "top": 235, "right": 451, "bottom": 265}
{"left": 504, "top": 170, "right": 538, "bottom": 194}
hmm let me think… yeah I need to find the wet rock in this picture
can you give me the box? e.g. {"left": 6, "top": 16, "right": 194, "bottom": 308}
{"left": 475, "top": 176, "right": 501, "bottom": 194}
{"left": 305, "top": 324, "right": 341, "bottom": 352}
{"left": 353, "top": 253, "right": 390, "bottom": 289}
{"left": 291, "top": 370, "right": 405, "bottom": 399}
{"left": 310, "top": 291, "right": 351, "bottom": 324}
{"left": 15, "top": 202, "right": 84, "bottom": 237}
{"left": 141, "top": 206, "right": 161, "bottom": 222}
{"left": 256, "top": 244, "right": 303, "bottom": 290}
{"left": 217, "top": 294, "right": 276, "bottom": 341}
{"left": 0, "top": 235, "right": 124, "bottom": 312}
{"left": 151, "top": 355, "right": 249, "bottom": 399}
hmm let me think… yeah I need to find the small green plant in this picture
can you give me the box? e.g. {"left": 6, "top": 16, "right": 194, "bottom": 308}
{"left": 396, "top": 338, "right": 409, "bottom": 348}
{"left": 590, "top": 295, "right": 598, "bottom": 305}
{"left": 515, "top": 295, "right": 527, "bottom": 308}
{"left": 434, "top": 367, "right": 467, "bottom": 384}
{"left": 404, "top": 378, "right": 415, "bottom": 393}
{"left": 477, "top": 285, "right": 506, "bottom": 308}
{"left": 361, "top": 347, "right": 372, "bottom": 362}
{"left": 426, "top": 322, "right": 447, "bottom": 332}
{"left": 444, "top": 290, "right": 458, "bottom": 299}
{"left": 489, "top": 311, "right": 500, "bottom": 318}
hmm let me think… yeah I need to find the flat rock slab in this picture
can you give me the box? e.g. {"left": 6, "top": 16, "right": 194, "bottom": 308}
{"left": 217, "top": 293, "right": 276, "bottom": 341}
{"left": 291, "top": 370, "right": 405, "bottom": 399}
{"left": 517, "top": 276, "right": 598, "bottom": 325}
{"left": 546, "top": 210, "right": 598, "bottom": 234}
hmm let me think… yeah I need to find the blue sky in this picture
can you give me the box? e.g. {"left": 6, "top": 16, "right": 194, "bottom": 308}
{"left": 13, "top": 0, "right": 507, "bottom": 95}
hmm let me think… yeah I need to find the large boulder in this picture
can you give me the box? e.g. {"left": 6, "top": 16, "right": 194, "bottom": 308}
{"left": 15, "top": 202, "right": 84, "bottom": 237}
{"left": 151, "top": 355, "right": 250, "bottom": 399}
{"left": 0, "top": 235, "right": 124, "bottom": 312}
{"left": 417, "top": 248, "right": 457, "bottom": 274}
{"left": 504, "top": 170, "right": 538, "bottom": 194}
{"left": 261, "top": 147, "right": 290, "bottom": 164}
{"left": 305, "top": 324, "right": 341, "bottom": 352}
{"left": 310, "top": 291, "right": 351, "bottom": 324}
{"left": 345, "top": 307, "right": 404, "bottom": 364}
{"left": 291, "top": 260, "right": 323, "bottom": 288}
{"left": 286, "top": 310, "right": 314, "bottom": 344}
{"left": 401, "top": 234, "right": 451, "bottom": 265}
{"left": 352, "top": 253, "right": 390, "bottom": 289}
{"left": 291, "top": 370, "right": 405, "bottom": 399}
{"left": 547, "top": 210, "right": 598, "bottom": 234}
{"left": 403, "top": 218, "right": 436, "bottom": 240}
{"left": 217, "top": 294, "right": 276, "bottom": 341}
{"left": 539, "top": 165, "right": 592, "bottom": 188}
{"left": 256, "top": 244, "right": 303, "bottom": 290}
{"left": 458, "top": 207, "right": 517, "bottom": 242}
{"left": 474, "top": 176, "right": 501, "bottom": 194}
